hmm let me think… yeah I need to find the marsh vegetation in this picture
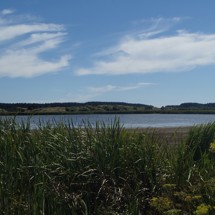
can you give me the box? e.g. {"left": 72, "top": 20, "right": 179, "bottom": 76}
{"left": 1, "top": 118, "right": 215, "bottom": 214}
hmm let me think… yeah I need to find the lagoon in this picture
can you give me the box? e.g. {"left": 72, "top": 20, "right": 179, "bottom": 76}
{"left": 2, "top": 114, "right": 215, "bottom": 128}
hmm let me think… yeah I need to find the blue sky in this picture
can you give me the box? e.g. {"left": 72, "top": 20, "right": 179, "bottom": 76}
{"left": 1, "top": 0, "right": 215, "bottom": 107}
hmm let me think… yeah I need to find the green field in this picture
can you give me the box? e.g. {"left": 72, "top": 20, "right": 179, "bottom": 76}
{"left": 1, "top": 118, "right": 215, "bottom": 214}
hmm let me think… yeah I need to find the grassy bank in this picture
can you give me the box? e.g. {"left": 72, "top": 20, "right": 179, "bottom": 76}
{"left": 1, "top": 119, "right": 215, "bottom": 214}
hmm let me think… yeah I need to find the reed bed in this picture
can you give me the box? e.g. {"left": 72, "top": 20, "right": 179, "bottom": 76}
{"left": 0, "top": 118, "right": 215, "bottom": 214}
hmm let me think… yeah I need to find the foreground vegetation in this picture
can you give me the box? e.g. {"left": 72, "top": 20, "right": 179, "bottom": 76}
{"left": 1, "top": 118, "right": 215, "bottom": 214}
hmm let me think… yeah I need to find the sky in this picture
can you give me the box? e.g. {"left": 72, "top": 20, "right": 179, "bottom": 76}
{"left": 1, "top": 0, "right": 215, "bottom": 107}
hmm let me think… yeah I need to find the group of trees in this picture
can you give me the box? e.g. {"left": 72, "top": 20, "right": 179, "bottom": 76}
{"left": 1, "top": 102, "right": 215, "bottom": 114}
{"left": 165, "top": 102, "right": 215, "bottom": 110}
{"left": 0, "top": 102, "right": 153, "bottom": 113}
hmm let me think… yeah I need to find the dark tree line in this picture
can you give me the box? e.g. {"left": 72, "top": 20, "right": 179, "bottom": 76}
{"left": 0, "top": 102, "right": 153, "bottom": 112}
{"left": 165, "top": 102, "right": 215, "bottom": 110}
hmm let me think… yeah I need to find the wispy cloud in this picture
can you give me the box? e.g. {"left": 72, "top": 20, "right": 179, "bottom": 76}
{"left": 77, "top": 17, "right": 215, "bottom": 76}
{"left": 66, "top": 82, "right": 154, "bottom": 102}
{"left": 0, "top": 9, "right": 15, "bottom": 16}
{"left": 88, "top": 82, "right": 154, "bottom": 94}
{"left": 0, "top": 10, "right": 71, "bottom": 78}
{"left": 132, "top": 17, "right": 183, "bottom": 26}
{"left": 131, "top": 17, "right": 183, "bottom": 38}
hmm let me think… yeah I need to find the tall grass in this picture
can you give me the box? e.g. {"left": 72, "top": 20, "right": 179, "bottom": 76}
{"left": 0, "top": 118, "right": 215, "bottom": 214}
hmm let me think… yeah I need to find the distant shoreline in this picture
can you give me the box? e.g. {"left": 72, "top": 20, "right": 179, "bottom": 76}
{"left": 2, "top": 110, "right": 215, "bottom": 116}
{"left": 1, "top": 101, "right": 215, "bottom": 115}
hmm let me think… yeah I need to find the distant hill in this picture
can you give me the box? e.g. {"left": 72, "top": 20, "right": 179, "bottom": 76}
{"left": 165, "top": 102, "right": 215, "bottom": 110}
{"left": 0, "top": 102, "right": 155, "bottom": 115}
{"left": 1, "top": 102, "right": 215, "bottom": 115}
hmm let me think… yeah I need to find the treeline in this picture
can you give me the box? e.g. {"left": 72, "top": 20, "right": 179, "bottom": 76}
{"left": 86, "top": 101, "right": 152, "bottom": 108}
{"left": 165, "top": 102, "right": 215, "bottom": 110}
{"left": 0, "top": 102, "right": 80, "bottom": 111}
{"left": 1, "top": 102, "right": 215, "bottom": 115}
{"left": 0, "top": 102, "right": 153, "bottom": 112}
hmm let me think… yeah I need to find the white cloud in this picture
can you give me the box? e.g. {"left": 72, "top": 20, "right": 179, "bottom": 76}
{"left": 0, "top": 24, "right": 64, "bottom": 42}
{"left": 15, "top": 32, "right": 67, "bottom": 47}
{"left": 1, "top": 9, "right": 14, "bottom": 15}
{"left": 132, "top": 17, "right": 183, "bottom": 27}
{"left": 88, "top": 82, "right": 154, "bottom": 94}
{"left": 0, "top": 10, "right": 71, "bottom": 78}
{"left": 77, "top": 18, "right": 215, "bottom": 76}
{"left": 0, "top": 54, "right": 71, "bottom": 78}
{"left": 60, "top": 82, "right": 154, "bottom": 103}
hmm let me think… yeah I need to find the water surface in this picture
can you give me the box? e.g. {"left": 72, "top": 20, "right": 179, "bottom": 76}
{"left": 2, "top": 114, "right": 215, "bottom": 128}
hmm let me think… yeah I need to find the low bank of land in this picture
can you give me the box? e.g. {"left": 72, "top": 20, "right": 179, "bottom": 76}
{"left": 1, "top": 102, "right": 215, "bottom": 115}
{"left": 1, "top": 119, "right": 215, "bottom": 214}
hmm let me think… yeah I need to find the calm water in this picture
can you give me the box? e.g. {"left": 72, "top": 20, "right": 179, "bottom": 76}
{"left": 2, "top": 114, "right": 215, "bottom": 128}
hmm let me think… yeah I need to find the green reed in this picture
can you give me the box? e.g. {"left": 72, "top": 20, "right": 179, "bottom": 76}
{"left": 1, "top": 118, "right": 215, "bottom": 214}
